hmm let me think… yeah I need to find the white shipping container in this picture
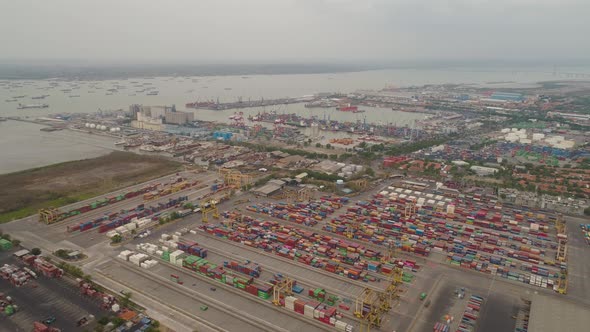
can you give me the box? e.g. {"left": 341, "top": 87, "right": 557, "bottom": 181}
{"left": 106, "top": 230, "right": 119, "bottom": 238}
{"left": 335, "top": 321, "right": 348, "bottom": 331}
{"left": 313, "top": 309, "right": 320, "bottom": 318}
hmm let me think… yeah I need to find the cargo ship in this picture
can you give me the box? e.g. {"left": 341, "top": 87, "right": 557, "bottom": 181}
{"left": 17, "top": 103, "right": 49, "bottom": 109}
{"left": 146, "top": 91, "right": 159, "bottom": 96}
{"left": 186, "top": 100, "right": 217, "bottom": 109}
{"left": 352, "top": 109, "right": 365, "bottom": 113}
{"left": 337, "top": 104, "right": 358, "bottom": 112}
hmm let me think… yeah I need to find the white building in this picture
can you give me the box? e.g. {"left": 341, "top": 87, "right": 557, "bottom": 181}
{"left": 470, "top": 165, "right": 499, "bottom": 176}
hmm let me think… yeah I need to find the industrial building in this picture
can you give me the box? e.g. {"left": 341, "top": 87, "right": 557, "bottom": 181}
{"left": 251, "top": 179, "right": 286, "bottom": 197}
{"left": 489, "top": 92, "right": 524, "bottom": 102}
{"left": 130, "top": 104, "right": 194, "bottom": 130}
{"left": 469, "top": 165, "right": 499, "bottom": 176}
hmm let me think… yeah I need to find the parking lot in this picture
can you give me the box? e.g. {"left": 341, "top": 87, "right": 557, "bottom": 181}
{"left": 0, "top": 251, "right": 104, "bottom": 332}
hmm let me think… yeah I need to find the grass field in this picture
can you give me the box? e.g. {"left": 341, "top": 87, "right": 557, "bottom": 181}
{"left": 0, "top": 151, "right": 181, "bottom": 223}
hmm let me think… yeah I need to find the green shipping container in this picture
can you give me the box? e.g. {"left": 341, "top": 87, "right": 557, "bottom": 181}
{"left": 0, "top": 239, "right": 12, "bottom": 250}
{"left": 258, "top": 291, "right": 270, "bottom": 299}
{"left": 5, "top": 305, "right": 14, "bottom": 315}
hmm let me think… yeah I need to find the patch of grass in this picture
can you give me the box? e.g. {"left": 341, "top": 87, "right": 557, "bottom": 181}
{"left": 0, "top": 151, "right": 181, "bottom": 223}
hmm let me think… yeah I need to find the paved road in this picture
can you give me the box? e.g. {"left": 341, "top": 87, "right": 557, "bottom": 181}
{"left": 97, "top": 259, "right": 324, "bottom": 332}
{"left": 564, "top": 216, "right": 590, "bottom": 306}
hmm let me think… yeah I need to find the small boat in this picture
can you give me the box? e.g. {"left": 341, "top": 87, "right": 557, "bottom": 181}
{"left": 17, "top": 103, "right": 49, "bottom": 109}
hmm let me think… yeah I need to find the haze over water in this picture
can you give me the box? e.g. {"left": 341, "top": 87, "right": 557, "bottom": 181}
{"left": 1, "top": 65, "right": 589, "bottom": 174}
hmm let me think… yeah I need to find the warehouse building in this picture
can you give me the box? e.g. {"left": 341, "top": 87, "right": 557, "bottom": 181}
{"left": 470, "top": 165, "right": 499, "bottom": 176}
{"left": 252, "top": 179, "right": 286, "bottom": 197}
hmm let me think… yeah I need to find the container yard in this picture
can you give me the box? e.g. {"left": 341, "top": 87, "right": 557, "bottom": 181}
{"left": 2, "top": 169, "right": 588, "bottom": 332}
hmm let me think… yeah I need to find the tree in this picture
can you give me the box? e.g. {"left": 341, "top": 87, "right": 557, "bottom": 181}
{"left": 326, "top": 143, "right": 332, "bottom": 149}
{"left": 119, "top": 292, "right": 132, "bottom": 308}
{"left": 585, "top": 206, "right": 590, "bottom": 216}
{"left": 111, "top": 234, "right": 123, "bottom": 244}
{"left": 98, "top": 317, "right": 110, "bottom": 326}
{"left": 31, "top": 247, "right": 41, "bottom": 255}
{"left": 11, "top": 239, "right": 21, "bottom": 247}
{"left": 315, "top": 143, "right": 322, "bottom": 148}
{"left": 365, "top": 167, "right": 375, "bottom": 177}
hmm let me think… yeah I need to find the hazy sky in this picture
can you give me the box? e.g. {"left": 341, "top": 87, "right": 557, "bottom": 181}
{"left": 1, "top": 0, "right": 588, "bottom": 63}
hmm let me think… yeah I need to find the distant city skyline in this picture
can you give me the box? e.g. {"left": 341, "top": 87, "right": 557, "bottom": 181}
{"left": 1, "top": 0, "right": 589, "bottom": 63}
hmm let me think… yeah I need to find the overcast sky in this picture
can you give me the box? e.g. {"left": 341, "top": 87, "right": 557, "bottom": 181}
{"left": 1, "top": 0, "right": 588, "bottom": 64}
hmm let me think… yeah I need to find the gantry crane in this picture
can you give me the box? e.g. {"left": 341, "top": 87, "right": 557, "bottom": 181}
{"left": 277, "top": 189, "right": 297, "bottom": 202}
{"left": 355, "top": 288, "right": 383, "bottom": 332}
{"left": 346, "top": 221, "right": 361, "bottom": 239}
{"left": 381, "top": 240, "right": 398, "bottom": 264}
{"left": 557, "top": 270, "right": 568, "bottom": 294}
{"left": 404, "top": 200, "right": 416, "bottom": 218}
{"left": 272, "top": 277, "right": 294, "bottom": 306}
{"left": 200, "top": 199, "right": 219, "bottom": 223}
{"left": 351, "top": 179, "right": 369, "bottom": 191}
{"left": 555, "top": 214, "right": 567, "bottom": 262}
{"left": 219, "top": 168, "right": 252, "bottom": 189}
{"left": 297, "top": 186, "right": 314, "bottom": 202}
{"left": 39, "top": 208, "right": 62, "bottom": 224}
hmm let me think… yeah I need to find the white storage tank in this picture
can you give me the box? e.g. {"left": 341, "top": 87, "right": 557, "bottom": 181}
{"left": 89, "top": 124, "right": 96, "bottom": 129}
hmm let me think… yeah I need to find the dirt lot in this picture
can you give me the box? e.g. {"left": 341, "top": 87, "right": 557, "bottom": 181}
{"left": 0, "top": 151, "right": 181, "bottom": 222}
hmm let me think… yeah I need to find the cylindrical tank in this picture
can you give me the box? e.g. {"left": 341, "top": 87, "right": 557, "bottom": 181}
{"left": 89, "top": 124, "right": 96, "bottom": 128}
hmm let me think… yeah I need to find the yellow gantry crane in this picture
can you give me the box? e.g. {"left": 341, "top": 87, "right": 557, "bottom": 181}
{"left": 351, "top": 179, "right": 369, "bottom": 191}
{"left": 404, "top": 201, "right": 416, "bottom": 218}
{"left": 219, "top": 168, "right": 252, "bottom": 189}
{"left": 200, "top": 199, "right": 219, "bottom": 223}
{"left": 555, "top": 214, "right": 567, "bottom": 263}
{"left": 272, "top": 277, "right": 294, "bottom": 306}
{"left": 355, "top": 288, "right": 383, "bottom": 332}
{"left": 297, "top": 186, "right": 313, "bottom": 202}
{"left": 39, "top": 208, "right": 61, "bottom": 224}
{"left": 557, "top": 270, "right": 568, "bottom": 294}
